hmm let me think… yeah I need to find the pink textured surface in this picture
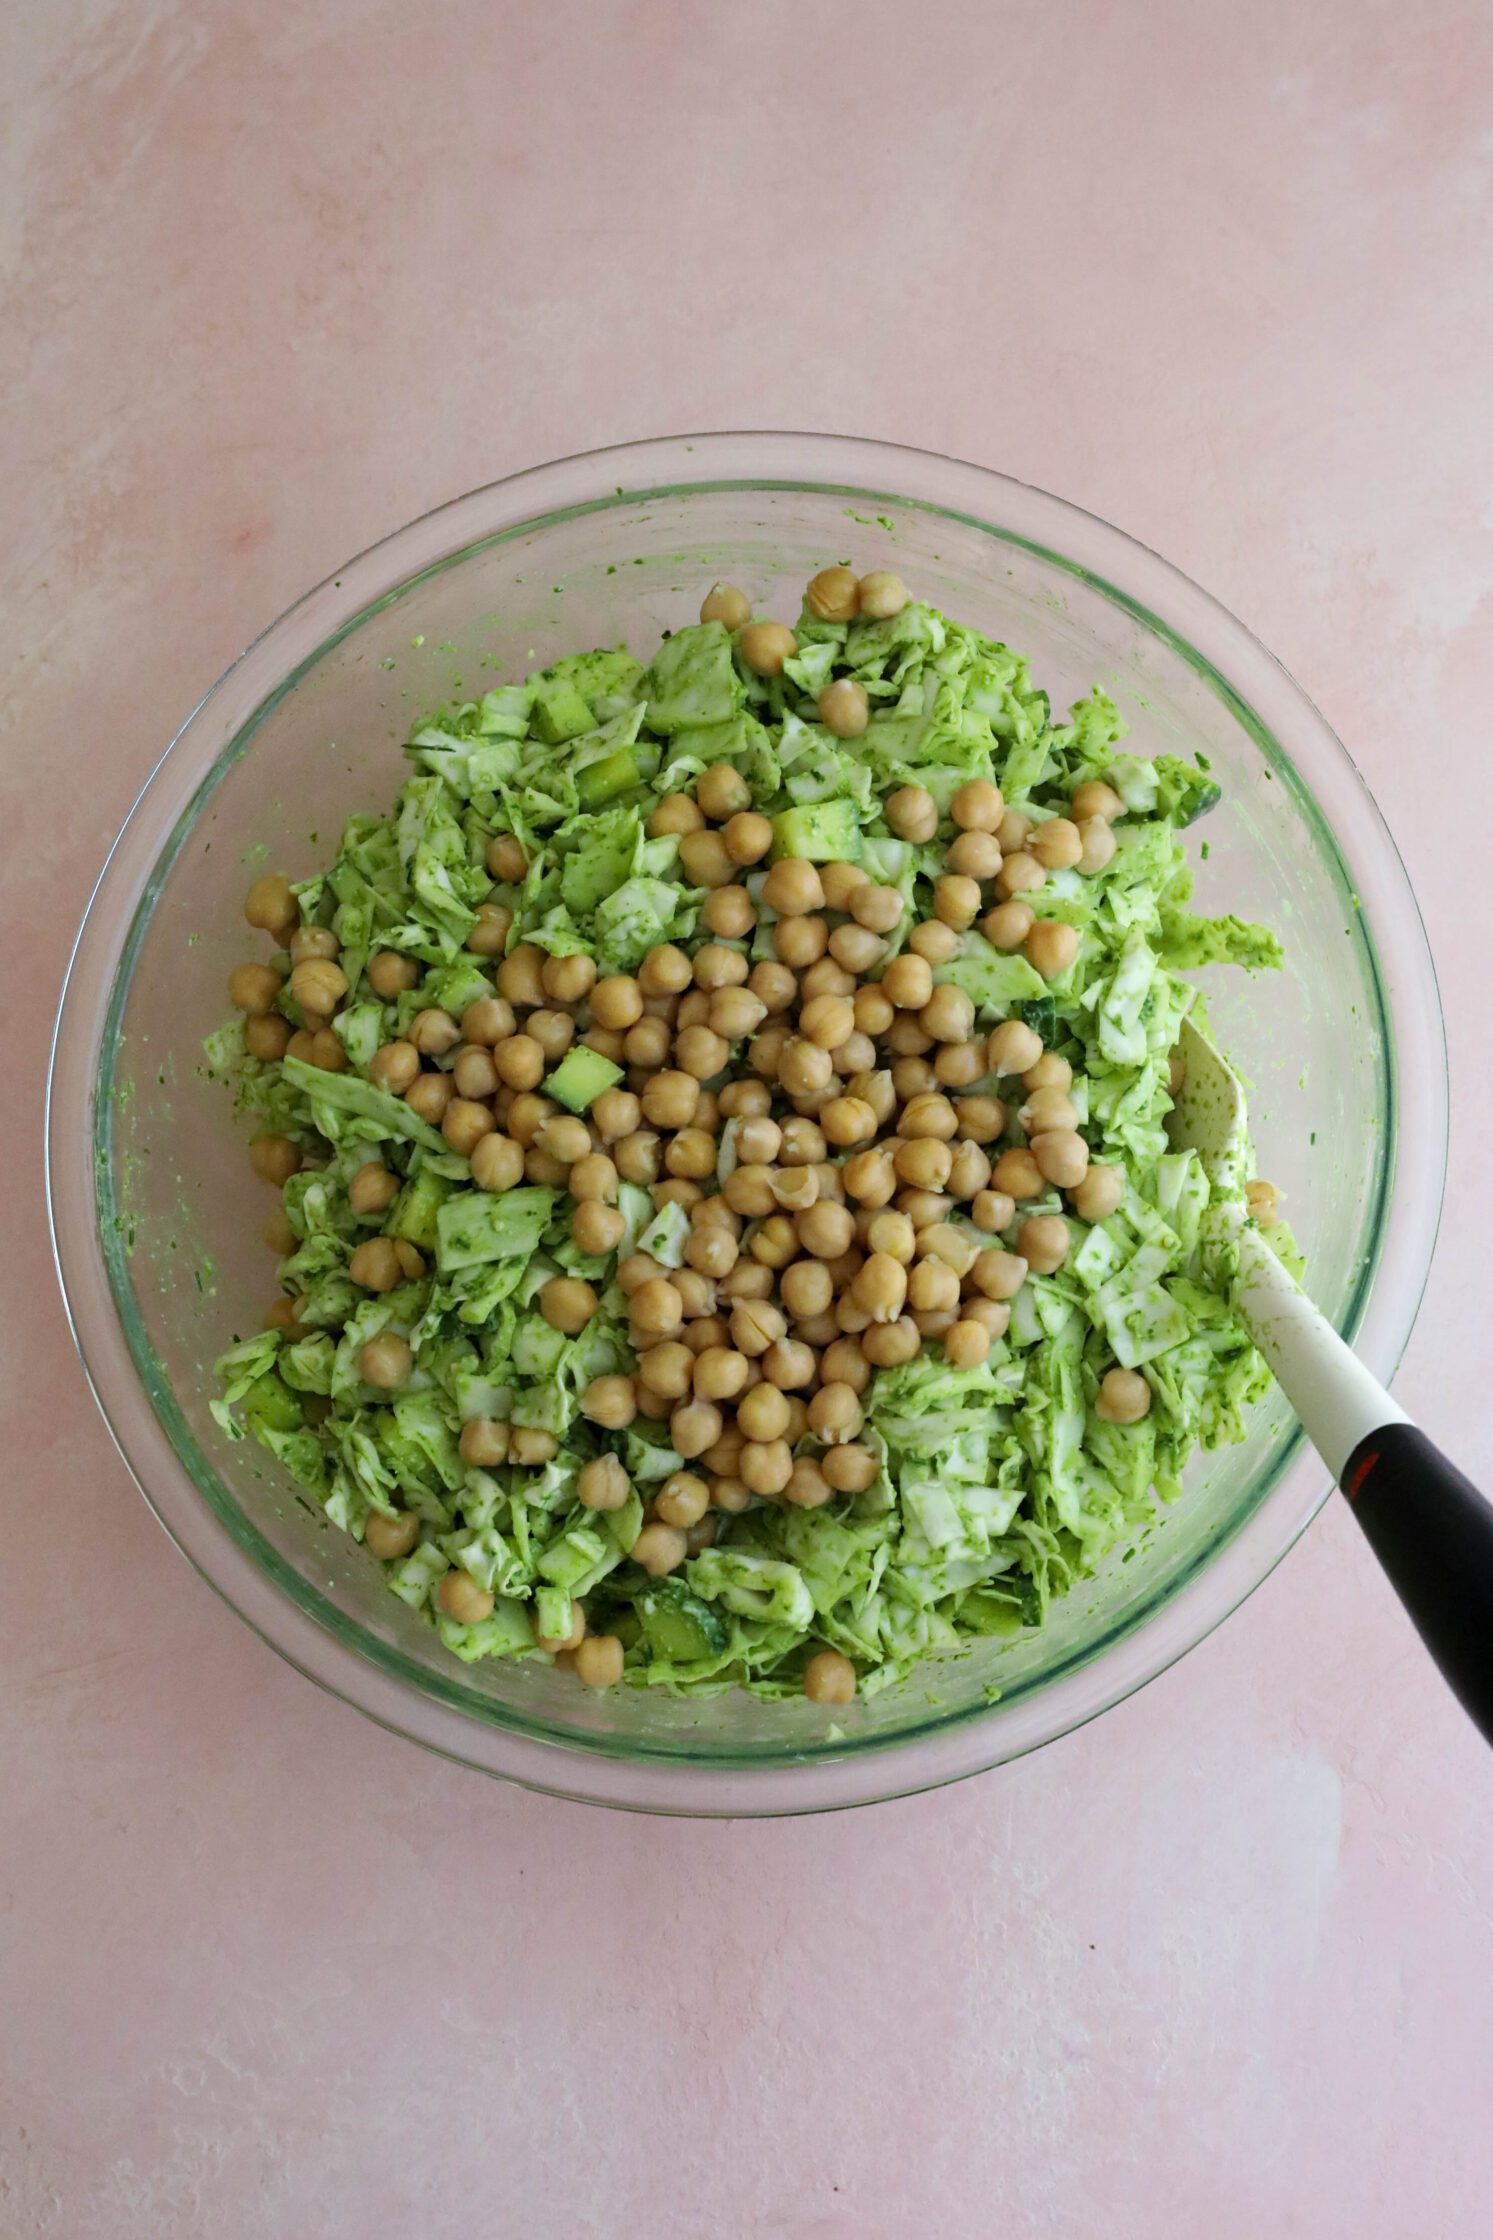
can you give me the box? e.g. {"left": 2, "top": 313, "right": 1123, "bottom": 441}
{"left": 5, "top": 3, "right": 1492, "bottom": 2232}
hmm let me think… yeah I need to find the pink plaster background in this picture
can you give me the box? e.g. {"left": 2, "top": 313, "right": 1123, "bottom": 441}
{"left": 4, "top": 3, "right": 1493, "bottom": 2233}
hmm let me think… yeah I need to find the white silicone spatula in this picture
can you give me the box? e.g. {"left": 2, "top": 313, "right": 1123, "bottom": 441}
{"left": 1172, "top": 1017, "right": 1491, "bottom": 1740}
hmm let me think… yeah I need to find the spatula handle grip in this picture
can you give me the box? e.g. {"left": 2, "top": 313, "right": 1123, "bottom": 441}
{"left": 1340, "top": 1426, "right": 1493, "bottom": 1745}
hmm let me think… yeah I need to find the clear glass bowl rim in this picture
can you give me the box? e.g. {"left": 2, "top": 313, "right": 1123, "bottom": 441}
{"left": 46, "top": 431, "right": 1447, "bottom": 1816}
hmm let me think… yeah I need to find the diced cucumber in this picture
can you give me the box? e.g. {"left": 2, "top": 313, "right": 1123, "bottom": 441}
{"left": 636, "top": 1579, "right": 729, "bottom": 1662}
{"left": 530, "top": 675, "right": 596, "bottom": 744}
{"left": 576, "top": 746, "right": 640, "bottom": 807}
{"left": 385, "top": 1166, "right": 454, "bottom": 1250}
{"left": 546, "top": 1045, "right": 624, "bottom": 1113}
{"left": 770, "top": 798, "right": 862, "bottom": 863}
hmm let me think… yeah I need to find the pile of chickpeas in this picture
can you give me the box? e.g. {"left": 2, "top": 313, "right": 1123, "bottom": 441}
{"left": 231, "top": 566, "right": 1167, "bottom": 1705}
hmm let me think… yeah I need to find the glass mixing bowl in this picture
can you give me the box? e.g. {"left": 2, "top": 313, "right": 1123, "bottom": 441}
{"left": 47, "top": 433, "right": 1446, "bottom": 1815}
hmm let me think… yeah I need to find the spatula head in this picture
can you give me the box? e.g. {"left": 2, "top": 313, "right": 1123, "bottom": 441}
{"left": 1171, "top": 1015, "right": 1249, "bottom": 1191}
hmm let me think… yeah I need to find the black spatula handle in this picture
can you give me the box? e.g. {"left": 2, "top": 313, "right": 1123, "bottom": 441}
{"left": 1342, "top": 1425, "right": 1493, "bottom": 1744}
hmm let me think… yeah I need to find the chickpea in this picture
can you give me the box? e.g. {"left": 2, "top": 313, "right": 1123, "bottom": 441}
{"left": 970, "top": 1248, "right": 1028, "bottom": 1301}
{"left": 824, "top": 1447, "right": 880, "bottom": 1502}
{"left": 685, "top": 1346, "right": 745, "bottom": 1405}
{"left": 291, "top": 926, "right": 342, "bottom": 968}
{"left": 736, "top": 968, "right": 787, "bottom": 1027}
{"left": 649, "top": 793, "right": 706, "bottom": 840}
{"left": 701, "top": 580, "right": 752, "bottom": 630}
{"left": 932, "top": 1040, "right": 983, "bottom": 1091}
{"left": 922, "top": 985, "right": 980, "bottom": 1043}
{"left": 1017, "top": 1213, "right": 1070, "bottom": 1275}
{"left": 241, "top": 873, "right": 296, "bottom": 941}
{"left": 775, "top": 1038, "right": 832, "bottom": 1099}
{"left": 457, "top": 1417, "right": 509, "bottom": 1469}
{"left": 306, "top": 1028, "right": 347, "bottom": 1073}
{"left": 674, "top": 1261, "right": 721, "bottom": 1311}
{"left": 465, "top": 902, "right": 510, "bottom": 959}
{"left": 1022, "top": 1087, "right": 1078, "bottom": 1135}
{"left": 811, "top": 1340, "right": 863, "bottom": 1397}
{"left": 361, "top": 952, "right": 415, "bottom": 1007}
{"left": 1096, "top": 1366, "right": 1152, "bottom": 1424}
{"left": 816, "top": 1097, "right": 872, "bottom": 1150}
{"left": 512, "top": 1426, "right": 560, "bottom": 1466}
{"left": 993, "top": 853, "right": 1044, "bottom": 907}
{"left": 647, "top": 1471, "right": 708, "bottom": 1532}
{"left": 807, "top": 1383, "right": 862, "bottom": 1444}
{"left": 987, "top": 1019, "right": 1043, "bottom": 1075}
{"left": 822, "top": 925, "right": 879, "bottom": 980}
{"left": 818, "top": 677, "right": 870, "bottom": 738}
{"left": 347, "top": 1236, "right": 397, "bottom": 1292}
{"left": 883, "top": 953, "right": 933, "bottom": 1011}
{"left": 262, "top": 1203, "right": 298, "bottom": 1257}
{"left": 909, "top": 921, "right": 959, "bottom": 966}
{"left": 800, "top": 958, "right": 856, "bottom": 1005}
{"left": 362, "top": 1507, "right": 421, "bottom": 1564}
{"left": 898, "top": 1187, "right": 952, "bottom": 1230}
{"left": 537, "top": 952, "right": 594, "bottom": 1007}
{"left": 493, "top": 949, "right": 543, "bottom": 1010}
{"left": 848, "top": 1252, "right": 906, "bottom": 1323}
{"left": 1032, "top": 1128, "right": 1090, "bottom": 1190}
{"left": 359, "top": 1332, "right": 412, "bottom": 1389}
{"left": 736, "top": 1439, "right": 790, "bottom": 1497}
{"left": 1075, "top": 816, "right": 1118, "bottom": 876}
{"left": 249, "top": 1135, "right": 300, "bottom": 1187}
{"left": 641, "top": 1069, "right": 700, "bottom": 1129}
{"left": 485, "top": 832, "right": 529, "bottom": 884}
{"left": 571, "top": 1633, "right": 623, "bottom": 1689}
{"left": 526, "top": 1148, "right": 569, "bottom": 1188}
{"left": 674, "top": 1025, "right": 730, "bottom": 1082}
{"left": 1072, "top": 779, "right": 1125, "bottom": 825}
{"left": 622, "top": 1021, "right": 670, "bottom": 1074}
{"left": 638, "top": 1342, "right": 695, "bottom": 1402}
{"left": 1025, "top": 919, "right": 1080, "bottom": 982}
{"left": 737, "top": 619, "right": 796, "bottom": 676}
{"left": 437, "top": 1098, "right": 491, "bottom": 1158}
{"left": 992, "top": 1147, "right": 1044, "bottom": 1199}
{"left": 663, "top": 1128, "right": 716, "bottom": 1182}
{"left": 242, "top": 1013, "right": 290, "bottom": 1063}
{"left": 796, "top": 1200, "right": 855, "bottom": 1260}
{"left": 569, "top": 1151, "right": 620, "bottom": 1203}
{"left": 526, "top": 1009, "right": 575, "bottom": 1063}
{"left": 1072, "top": 1163, "right": 1125, "bottom": 1222}
{"left": 678, "top": 828, "right": 735, "bottom": 888}
{"left": 731, "top": 1297, "right": 787, "bottom": 1357}
{"left": 1246, "top": 1179, "right": 1283, "bottom": 1227}
{"left": 857, "top": 570, "right": 908, "bottom": 619}
{"left": 467, "top": 1133, "right": 524, "bottom": 1193}
{"left": 972, "top": 1188, "right": 1017, "bottom": 1234}
{"left": 997, "top": 809, "right": 1031, "bottom": 853}
{"left": 571, "top": 1200, "right": 623, "bottom": 1256}
{"left": 288, "top": 958, "right": 348, "bottom": 1022}
{"left": 950, "top": 1096, "right": 1003, "bottom": 1148}
{"left": 718, "top": 1165, "right": 771, "bottom": 1219}
{"left": 229, "top": 961, "right": 282, "bottom": 1016}
{"left": 980, "top": 900, "right": 1034, "bottom": 953}
{"left": 943, "top": 779, "right": 1000, "bottom": 835}
{"left": 1025, "top": 1053, "right": 1074, "bottom": 1093}
{"left": 908, "top": 1255, "right": 960, "bottom": 1314}
{"left": 437, "top": 1570, "right": 495, "bottom": 1627}
{"left": 858, "top": 1210, "right": 910, "bottom": 1266}
{"left": 727, "top": 1117, "right": 777, "bottom": 1169}
{"left": 758, "top": 857, "right": 821, "bottom": 917}
{"left": 537, "top": 1276, "right": 596, "bottom": 1336}
{"left": 365, "top": 1044, "right": 417, "bottom": 1104}
{"left": 632, "top": 1522, "right": 689, "bottom": 1579}
{"left": 771, "top": 1164, "right": 820, "bottom": 1212}
{"left": 893, "top": 1056, "right": 938, "bottom": 1103}
{"left": 794, "top": 992, "right": 850, "bottom": 1052}
{"left": 774, "top": 916, "right": 831, "bottom": 970}
{"left": 944, "top": 1319, "right": 992, "bottom": 1369}
{"left": 700, "top": 899, "right": 755, "bottom": 958}
{"left": 918, "top": 1222, "right": 979, "bottom": 1276}
{"left": 486, "top": 1034, "right": 541, "bottom": 1092}
{"left": 572, "top": 1453, "right": 629, "bottom": 1513}
{"left": 901, "top": 1090, "right": 959, "bottom": 1142}
{"left": 861, "top": 1315, "right": 920, "bottom": 1367}
{"left": 1026, "top": 817, "right": 1079, "bottom": 873}
{"left": 733, "top": 1381, "right": 788, "bottom": 1444}
{"left": 671, "top": 1400, "right": 724, "bottom": 1460}
{"left": 805, "top": 564, "right": 860, "bottom": 621}
{"left": 581, "top": 1375, "right": 637, "bottom": 1430}
{"left": 934, "top": 874, "right": 981, "bottom": 930}
{"left": 842, "top": 1146, "right": 897, "bottom": 1207}
{"left": 685, "top": 1225, "right": 739, "bottom": 1279}
{"left": 947, "top": 830, "right": 1003, "bottom": 882}
{"left": 848, "top": 1070, "right": 896, "bottom": 1128}
{"left": 893, "top": 1136, "right": 953, "bottom": 1192}
{"left": 629, "top": 1278, "right": 683, "bottom": 1337}
{"left": 877, "top": 792, "right": 935, "bottom": 851}
{"left": 452, "top": 1045, "right": 499, "bottom": 1101}
{"left": 750, "top": 1214, "right": 799, "bottom": 1269}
